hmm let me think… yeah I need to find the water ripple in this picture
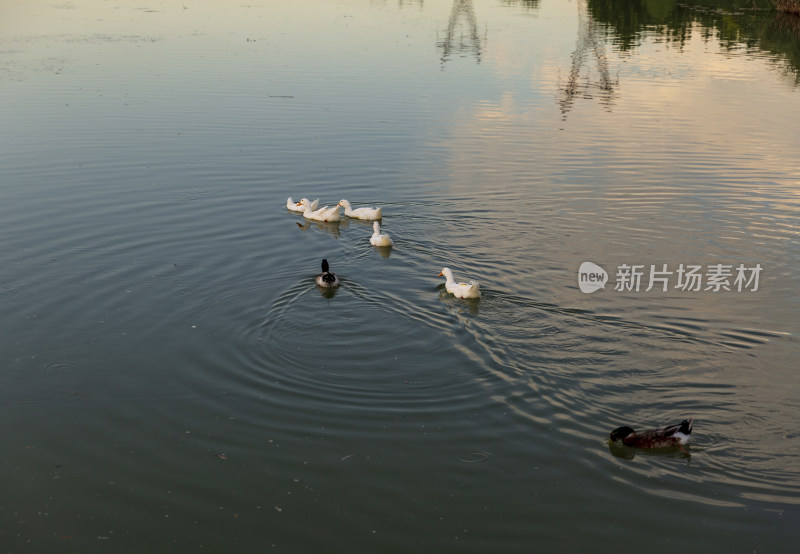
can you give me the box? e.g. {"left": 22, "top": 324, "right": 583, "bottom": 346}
{"left": 222, "top": 278, "right": 491, "bottom": 422}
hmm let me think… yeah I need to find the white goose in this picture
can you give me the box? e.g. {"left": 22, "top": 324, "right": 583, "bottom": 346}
{"left": 338, "top": 199, "right": 382, "bottom": 220}
{"left": 287, "top": 197, "right": 319, "bottom": 212}
{"left": 438, "top": 267, "right": 480, "bottom": 299}
{"left": 297, "top": 198, "right": 340, "bottom": 222}
{"left": 370, "top": 221, "right": 393, "bottom": 247}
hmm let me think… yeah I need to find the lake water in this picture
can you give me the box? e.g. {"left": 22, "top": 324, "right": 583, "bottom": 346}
{"left": 2, "top": 0, "right": 799, "bottom": 551}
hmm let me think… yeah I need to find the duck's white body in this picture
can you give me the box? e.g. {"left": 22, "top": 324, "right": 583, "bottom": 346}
{"left": 287, "top": 197, "right": 318, "bottom": 212}
{"left": 439, "top": 267, "right": 480, "bottom": 299}
{"left": 298, "top": 198, "right": 340, "bottom": 222}
{"left": 370, "top": 221, "right": 393, "bottom": 247}
{"left": 339, "top": 199, "right": 382, "bottom": 220}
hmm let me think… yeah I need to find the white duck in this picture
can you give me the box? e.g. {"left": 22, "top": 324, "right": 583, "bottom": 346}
{"left": 438, "top": 267, "right": 481, "bottom": 299}
{"left": 338, "top": 199, "right": 382, "bottom": 220}
{"left": 298, "top": 198, "right": 340, "bottom": 222}
{"left": 370, "top": 221, "right": 393, "bottom": 247}
{"left": 287, "top": 197, "right": 319, "bottom": 212}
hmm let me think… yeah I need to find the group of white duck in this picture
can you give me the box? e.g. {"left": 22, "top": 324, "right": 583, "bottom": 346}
{"left": 287, "top": 197, "right": 393, "bottom": 247}
{"left": 287, "top": 196, "right": 481, "bottom": 299}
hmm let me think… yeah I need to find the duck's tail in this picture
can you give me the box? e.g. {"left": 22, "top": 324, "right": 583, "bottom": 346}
{"left": 326, "top": 206, "right": 341, "bottom": 220}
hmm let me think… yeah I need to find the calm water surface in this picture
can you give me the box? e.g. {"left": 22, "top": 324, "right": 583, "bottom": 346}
{"left": 2, "top": 0, "right": 799, "bottom": 551}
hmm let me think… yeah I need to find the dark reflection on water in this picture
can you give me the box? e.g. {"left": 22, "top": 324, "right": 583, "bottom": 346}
{"left": 373, "top": 244, "right": 393, "bottom": 258}
{"left": 561, "top": 0, "right": 618, "bottom": 115}
{"left": 588, "top": 0, "right": 800, "bottom": 83}
{"left": 437, "top": 287, "right": 482, "bottom": 315}
{"left": 318, "top": 285, "right": 340, "bottom": 299}
{"left": 294, "top": 218, "right": 343, "bottom": 238}
{"left": 437, "top": 0, "right": 486, "bottom": 64}
{"left": 608, "top": 441, "right": 692, "bottom": 461}
{"left": 559, "top": 0, "right": 800, "bottom": 115}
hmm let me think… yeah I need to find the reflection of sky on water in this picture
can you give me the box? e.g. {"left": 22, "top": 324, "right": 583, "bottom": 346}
{"left": 4, "top": 0, "right": 798, "bottom": 285}
{"left": 5, "top": 1, "right": 798, "bottom": 241}
{"left": 431, "top": 2, "right": 800, "bottom": 194}
{"left": 382, "top": 2, "right": 800, "bottom": 361}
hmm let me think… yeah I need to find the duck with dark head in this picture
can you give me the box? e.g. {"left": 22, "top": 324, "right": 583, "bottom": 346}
{"left": 609, "top": 418, "right": 692, "bottom": 448}
{"left": 316, "top": 259, "right": 339, "bottom": 288}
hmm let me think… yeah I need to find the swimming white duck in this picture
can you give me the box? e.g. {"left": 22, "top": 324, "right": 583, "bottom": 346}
{"left": 287, "top": 197, "right": 319, "bottom": 212}
{"left": 298, "top": 198, "right": 340, "bottom": 222}
{"left": 370, "top": 221, "right": 393, "bottom": 247}
{"left": 338, "top": 199, "right": 382, "bottom": 220}
{"left": 438, "top": 267, "right": 480, "bottom": 299}
{"left": 316, "top": 259, "right": 339, "bottom": 287}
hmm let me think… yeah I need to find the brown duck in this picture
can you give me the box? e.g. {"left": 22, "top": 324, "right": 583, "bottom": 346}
{"left": 609, "top": 418, "right": 692, "bottom": 448}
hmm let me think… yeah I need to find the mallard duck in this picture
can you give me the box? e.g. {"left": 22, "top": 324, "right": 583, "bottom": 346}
{"left": 370, "top": 221, "right": 393, "bottom": 247}
{"left": 287, "top": 197, "right": 319, "bottom": 213}
{"left": 298, "top": 198, "right": 340, "bottom": 222}
{"left": 438, "top": 267, "right": 480, "bottom": 299}
{"left": 609, "top": 418, "right": 692, "bottom": 448}
{"left": 338, "top": 199, "right": 382, "bottom": 220}
{"left": 315, "top": 259, "right": 339, "bottom": 287}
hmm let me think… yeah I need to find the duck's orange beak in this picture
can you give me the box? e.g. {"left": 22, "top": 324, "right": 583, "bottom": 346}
{"left": 296, "top": 202, "right": 302, "bottom": 206}
{"left": 438, "top": 271, "right": 443, "bottom": 277}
